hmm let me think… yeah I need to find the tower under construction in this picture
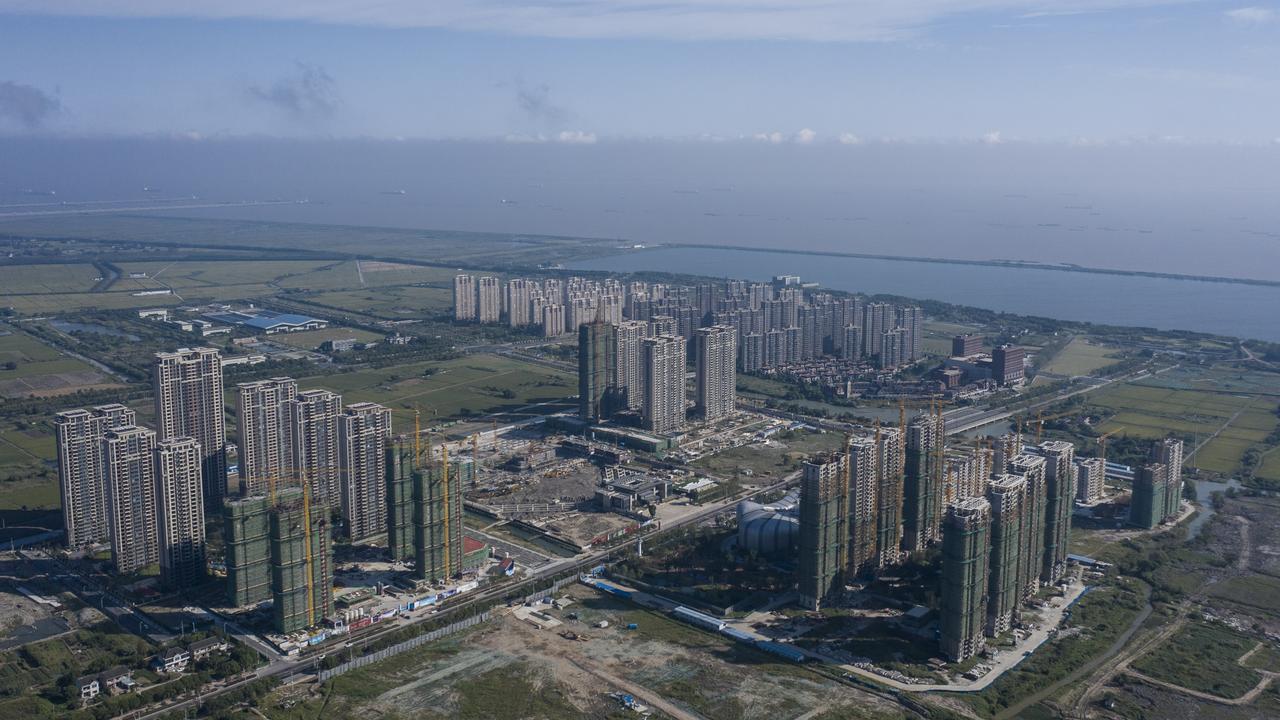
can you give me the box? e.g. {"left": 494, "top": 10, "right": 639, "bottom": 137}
{"left": 386, "top": 439, "right": 415, "bottom": 561}
{"left": 798, "top": 451, "right": 850, "bottom": 610}
{"left": 1009, "top": 453, "right": 1046, "bottom": 601}
{"left": 874, "top": 427, "right": 905, "bottom": 569}
{"left": 223, "top": 495, "right": 272, "bottom": 607}
{"left": 939, "top": 497, "right": 992, "bottom": 662}
{"left": 903, "top": 411, "right": 945, "bottom": 554}
{"left": 412, "top": 451, "right": 469, "bottom": 582}
{"left": 847, "top": 437, "right": 879, "bottom": 576}
{"left": 270, "top": 487, "right": 334, "bottom": 633}
{"left": 1038, "top": 440, "right": 1075, "bottom": 585}
{"left": 985, "top": 474, "right": 1026, "bottom": 636}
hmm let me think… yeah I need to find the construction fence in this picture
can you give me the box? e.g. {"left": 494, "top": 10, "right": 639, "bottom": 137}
{"left": 317, "top": 612, "right": 490, "bottom": 682}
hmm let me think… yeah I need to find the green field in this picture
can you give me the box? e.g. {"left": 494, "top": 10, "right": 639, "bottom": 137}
{"left": 270, "top": 327, "right": 385, "bottom": 350}
{"left": 921, "top": 320, "right": 981, "bottom": 357}
{"left": 1090, "top": 370, "right": 1280, "bottom": 475}
{"left": 1130, "top": 621, "right": 1261, "bottom": 699}
{"left": 293, "top": 354, "right": 575, "bottom": 429}
{"left": 0, "top": 215, "right": 621, "bottom": 269}
{"left": 1207, "top": 574, "right": 1280, "bottom": 614}
{"left": 1039, "top": 337, "right": 1121, "bottom": 376}
{"left": 298, "top": 285, "right": 453, "bottom": 319}
{"left": 114, "top": 259, "right": 340, "bottom": 290}
{"left": 0, "top": 264, "right": 102, "bottom": 294}
{"left": 276, "top": 259, "right": 457, "bottom": 291}
{"left": 0, "top": 325, "right": 114, "bottom": 398}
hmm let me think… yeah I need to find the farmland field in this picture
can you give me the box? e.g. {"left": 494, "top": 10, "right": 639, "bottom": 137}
{"left": 0, "top": 264, "right": 101, "bottom": 294}
{"left": 114, "top": 259, "right": 339, "bottom": 289}
{"left": 1089, "top": 368, "right": 1280, "bottom": 475}
{"left": 298, "top": 285, "right": 453, "bottom": 319}
{"left": 0, "top": 326, "right": 117, "bottom": 398}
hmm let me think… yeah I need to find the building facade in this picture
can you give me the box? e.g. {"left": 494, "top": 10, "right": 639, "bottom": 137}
{"left": 798, "top": 452, "right": 849, "bottom": 610}
{"left": 695, "top": 325, "right": 737, "bottom": 422}
{"left": 103, "top": 425, "right": 159, "bottom": 575}
{"left": 154, "top": 348, "right": 226, "bottom": 509}
{"left": 641, "top": 335, "right": 687, "bottom": 435}
{"left": 337, "top": 402, "right": 391, "bottom": 541}
{"left": 154, "top": 437, "right": 207, "bottom": 590}
{"left": 940, "top": 497, "right": 992, "bottom": 662}
{"left": 236, "top": 377, "right": 297, "bottom": 497}
{"left": 55, "top": 404, "right": 135, "bottom": 548}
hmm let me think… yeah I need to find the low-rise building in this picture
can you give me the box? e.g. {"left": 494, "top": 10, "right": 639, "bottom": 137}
{"left": 77, "top": 675, "right": 100, "bottom": 703}
{"left": 153, "top": 647, "right": 191, "bottom": 674}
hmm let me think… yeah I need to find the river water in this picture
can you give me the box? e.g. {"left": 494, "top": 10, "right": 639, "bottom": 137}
{"left": 571, "top": 247, "right": 1280, "bottom": 342}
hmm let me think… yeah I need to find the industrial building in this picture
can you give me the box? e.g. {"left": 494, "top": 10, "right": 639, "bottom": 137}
{"left": 939, "top": 497, "right": 991, "bottom": 662}
{"left": 595, "top": 473, "right": 670, "bottom": 514}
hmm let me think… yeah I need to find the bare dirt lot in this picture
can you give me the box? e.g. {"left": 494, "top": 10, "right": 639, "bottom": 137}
{"left": 265, "top": 583, "right": 909, "bottom": 720}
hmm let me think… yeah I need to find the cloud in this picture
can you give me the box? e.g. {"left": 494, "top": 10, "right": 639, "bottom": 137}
{"left": 1225, "top": 6, "right": 1277, "bottom": 23}
{"left": 982, "top": 130, "right": 1003, "bottom": 144}
{"left": 0, "top": 1, "right": 1204, "bottom": 43}
{"left": 838, "top": 132, "right": 863, "bottom": 145}
{"left": 503, "top": 130, "right": 597, "bottom": 144}
{"left": 794, "top": 128, "right": 817, "bottom": 144}
{"left": 513, "top": 80, "right": 569, "bottom": 125}
{"left": 0, "top": 80, "right": 61, "bottom": 129}
{"left": 556, "top": 130, "right": 597, "bottom": 144}
{"left": 246, "top": 62, "right": 338, "bottom": 119}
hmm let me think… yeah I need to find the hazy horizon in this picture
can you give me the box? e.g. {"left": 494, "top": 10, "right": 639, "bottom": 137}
{"left": 2, "top": 136, "right": 1278, "bottom": 283}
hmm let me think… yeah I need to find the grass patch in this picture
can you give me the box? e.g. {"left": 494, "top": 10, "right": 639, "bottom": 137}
{"left": 289, "top": 354, "right": 574, "bottom": 429}
{"left": 1131, "top": 621, "right": 1260, "bottom": 699}
{"left": 1207, "top": 574, "right": 1280, "bottom": 613}
{"left": 1039, "top": 337, "right": 1122, "bottom": 376}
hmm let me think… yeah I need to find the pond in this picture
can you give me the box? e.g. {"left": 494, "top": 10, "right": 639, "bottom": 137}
{"left": 50, "top": 319, "right": 140, "bottom": 341}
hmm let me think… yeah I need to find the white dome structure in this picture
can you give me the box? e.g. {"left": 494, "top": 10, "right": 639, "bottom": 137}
{"left": 736, "top": 489, "right": 800, "bottom": 555}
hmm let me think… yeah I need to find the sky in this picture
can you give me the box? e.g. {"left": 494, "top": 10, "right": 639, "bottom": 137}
{"left": 0, "top": 1, "right": 1278, "bottom": 143}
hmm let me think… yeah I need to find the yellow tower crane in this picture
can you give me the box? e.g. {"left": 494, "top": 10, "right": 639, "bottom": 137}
{"left": 1097, "top": 427, "right": 1125, "bottom": 468}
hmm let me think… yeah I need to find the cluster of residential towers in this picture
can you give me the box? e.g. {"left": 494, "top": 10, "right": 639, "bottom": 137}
{"left": 56, "top": 348, "right": 471, "bottom": 633}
